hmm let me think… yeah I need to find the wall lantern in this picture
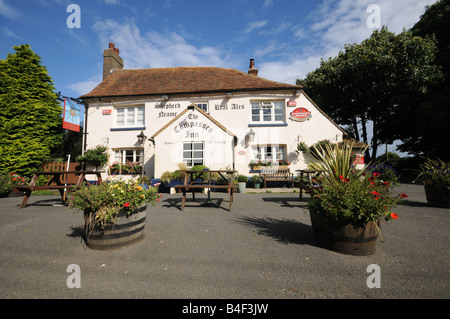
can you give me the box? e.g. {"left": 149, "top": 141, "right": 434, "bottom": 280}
{"left": 137, "top": 130, "right": 147, "bottom": 145}
{"left": 247, "top": 127, "right": 256, "bottom": 141}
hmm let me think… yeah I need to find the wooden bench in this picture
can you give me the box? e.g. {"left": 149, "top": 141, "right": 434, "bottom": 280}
{"left": 260, "top": 167, "right": 294, "bottom": 189}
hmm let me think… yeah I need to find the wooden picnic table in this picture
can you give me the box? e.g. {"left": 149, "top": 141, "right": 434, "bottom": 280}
{"left": 296, "top": 169, "right": 323, "bottom": 200}
{"left": 174, "top": 170, "right": 237, "bottom": 211}
{"left": 12, "top": 170, "right": 104, "bottom": 209}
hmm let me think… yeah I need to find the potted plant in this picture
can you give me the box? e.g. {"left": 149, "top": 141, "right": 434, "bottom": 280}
{"left": 415, "top": 158, "right": 449, "bottom": 208}
{"left": 236, "top": 174, "right": 248, "bottom": 193}
{"left": 307, "top": 142, "right": 407, "bottom": 255}
{"left": 70, "top": 178, "right": 160, "bottom": 250}
{"left": 76, "top": 145, "right": 108, "bottom": 170}
{"left": 250, "top": 175, "right": 262, "bottom": 189}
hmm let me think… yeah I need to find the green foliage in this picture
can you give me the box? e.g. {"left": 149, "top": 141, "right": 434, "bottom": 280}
{"left": 416, "top": 158, "right": 450, "bottom": 191}
{"left": 76, "top": 145, "right": 108, "bottom": 167}
{"left": 250, "top": 175, "right": 262, "bottom": 184}
{"left": 0, "top": 172, "right": 12, "bottom": 196}
{"left": 307, "top": 142, "right": 406, "bottom": 224}
{"left": 236, "top": 174, "right": 248, "bottom": 183}
{"left": 0, "top": 44, "right": 63, "bottom": 175}
{"left": 70, "top": 178, "right": 160, "bottom": 230}
{"left": 299, "top": 27, "right": 442, "bottom": 160}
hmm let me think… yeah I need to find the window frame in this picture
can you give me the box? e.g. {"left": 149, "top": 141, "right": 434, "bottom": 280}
{"left": 114, "top": 148, "right": 144, "bottom": 164}
{"left": 252, "top": 144, "right": 286, "bottom": 162}
{"left": 182, "top": 142, "right": 204, "bottom": 167}
{"left": 114, "top": 105, "right": 145, "bottom": 128}
{"left": 192, "top": 101, "right": 209, "bottom": 113}
{"left": 250, "top": 100, "right": 285, "bottom": 124}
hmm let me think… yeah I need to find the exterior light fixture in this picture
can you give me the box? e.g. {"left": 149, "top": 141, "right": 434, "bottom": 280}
{"left": 247, "top": 127, "right": 256, "bottom": 142}
{"left": 137, "top": 130, "right": 147, "bottom": 145}
{"left": 227, "top": 92, "right": 233, "bottom": 97}
{"left": 162, "top": 95, "right": 169, "bottom": 100}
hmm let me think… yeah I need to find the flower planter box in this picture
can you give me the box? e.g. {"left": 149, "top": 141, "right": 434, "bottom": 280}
{"left": 84, "top": 204, "right": 147, "bottom": 250}
{"left": 309, "top": 211, "right": 379, "bottom": 256}
{"left": 424, "top": 185, "right": 450, "bottom": 208}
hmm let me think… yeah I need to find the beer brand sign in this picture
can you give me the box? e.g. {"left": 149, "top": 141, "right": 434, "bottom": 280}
{"left": 289, "top": 107, "right": 311, "bottom": 122}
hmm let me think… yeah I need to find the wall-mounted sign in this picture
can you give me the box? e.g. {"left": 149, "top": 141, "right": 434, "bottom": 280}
{"left": 287, "top": 101, "right": 297, "bottom": 107}
{"left": 289, "top": 107, "right": 311, "bottom": 122}
{"left": 102, "top": 109, "right": 112, "bottom": 115}
{"left": 353, "top": 155, "right": 364, "bottom": 165}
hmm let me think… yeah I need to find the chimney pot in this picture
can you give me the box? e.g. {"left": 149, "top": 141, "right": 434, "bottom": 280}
{"left": 114, "top": 47, "right": 120, "bottom": 55}
{"left": 109, "top": 42, "right": 115, "bottom": 50}
{"left": 248, "top": 58, "right": 258, "bottom": 76}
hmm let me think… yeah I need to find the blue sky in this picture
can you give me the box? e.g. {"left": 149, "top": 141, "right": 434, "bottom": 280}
{"left": 1, "top": 0, "right": 437, "bottom": 154}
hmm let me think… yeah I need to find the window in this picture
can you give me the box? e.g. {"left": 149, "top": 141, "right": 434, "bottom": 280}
{"left": 183, "top": 142, "right": 204, "bottom": 167}
{"left": 252, "top": 145, "right": 286, "bottom": 161}
{"left": 114, "top": 149, "right": 143, "bottom": 164}
{"left": 116, "top": 106, "right": 145, "bottom": 127}
{"left": 251, "top": 101, "right": 284, "bottom": 123}
{"left": 193, "top": 102, "right": 208, "bottom": 113}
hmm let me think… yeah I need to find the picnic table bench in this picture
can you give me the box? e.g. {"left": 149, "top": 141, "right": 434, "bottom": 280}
{"left": 296, "top": 169, "right": 323, "bottom": 200}
{"left": 260, "top": 166, "right": 294, "bottom": 189}
{"left": 174, "top": 170, "right": 237, "bottom": 211}
{"left": 12, "top": 170, "right": 104, "bottom": 209}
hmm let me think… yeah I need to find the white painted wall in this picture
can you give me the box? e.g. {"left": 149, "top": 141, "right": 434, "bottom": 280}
{"left": 85, "top": 91, "right": 344, "bottom": 180}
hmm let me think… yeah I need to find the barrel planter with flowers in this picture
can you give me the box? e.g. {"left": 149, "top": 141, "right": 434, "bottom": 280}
{"left": 416, "top": 158, "right": 450, "bottom": 209}
{"left": 307, "top": 142, "right": 406, "bottom": 255}
{"left": 70, "top": 179, "right": 160, "bottom": 250}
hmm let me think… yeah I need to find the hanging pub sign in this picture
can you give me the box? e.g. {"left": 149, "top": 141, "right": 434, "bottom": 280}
{"left": 62, "top": 98, "right": 81, "bottom": 132}
{"left": 289, "top": 107, "right": 311, "bottom": 122}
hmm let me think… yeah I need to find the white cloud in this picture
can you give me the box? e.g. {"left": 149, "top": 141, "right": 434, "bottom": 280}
{"left": 0, "top": 0, "right": 20, "bottom": 19}
{"left": 66, "top": 75, "right": 102, "bottom": 96}
{"left": 92, "top": 19, "right": 230, "bottom": 69}
{"left": 244, "top": 20, "right": 268, "bottom": 34}
{"left": 259, "top": 0, "right": 436, "bottom": 84}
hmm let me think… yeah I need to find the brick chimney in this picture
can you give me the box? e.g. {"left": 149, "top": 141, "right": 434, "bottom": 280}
{"left": 103, "top": 42, "right": 124, "bottom": 80}
{"left": 248, "top": 58, "right": 258, "bottom": 76}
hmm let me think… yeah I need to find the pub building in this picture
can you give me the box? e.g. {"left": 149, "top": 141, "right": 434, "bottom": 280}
{"left": 80, "top": 43, "right": 364, "bottom": 185}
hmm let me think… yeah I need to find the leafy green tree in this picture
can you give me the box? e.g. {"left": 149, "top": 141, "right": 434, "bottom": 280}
{"left": 298, "top": 27, "right": 442, "bottom": 161}
{"left": 0, "top": 44, "right": 63, "bottom": 175}
{"left": 399, "top": 0, "right": 450, "bottom": 160}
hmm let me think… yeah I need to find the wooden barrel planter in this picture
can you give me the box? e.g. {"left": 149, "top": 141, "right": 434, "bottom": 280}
{"left": 424, "top": 185, "right": 450, "bottom": 208}
{"left": 84, "top": 204, "right": 147, "bottom": 250}
{"left": 309, "top": 212, "right": 379, "bottom": 256}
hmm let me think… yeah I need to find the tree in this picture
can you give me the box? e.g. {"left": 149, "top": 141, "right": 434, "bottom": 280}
{"left": 0, "top": 44, "right": 63, "bottom": 175}
{"left": 298, "top": 27, "right": 442, "bottom": 161}
{"left": 398, "top": 0, "right": 450, "bottom": 160}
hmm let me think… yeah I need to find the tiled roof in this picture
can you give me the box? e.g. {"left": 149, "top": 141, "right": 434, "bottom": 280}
{"left": 80, "top": 67, "right": 302, "bottom": 98}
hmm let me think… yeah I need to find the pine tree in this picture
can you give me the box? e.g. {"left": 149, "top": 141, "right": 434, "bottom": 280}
{"left": 0, "top": 44, "right": 63, "bottom": 175}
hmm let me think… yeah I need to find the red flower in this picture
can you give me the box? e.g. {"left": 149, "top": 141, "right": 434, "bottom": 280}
{"left": 124, "top": 202, "right": 130, "bottom": 208}
{"left": 399, "top": 193, "right": 408, "bottom": 198}
{"left": 390, "top": 213, "right": 399, "bottom": 220}
{"left": 157, "top": 198, "right": 160, "bottom": 202}
{"left": 339, "top": 175, "right": 344, "bottom": 180}
{"left": 373, "top": 172, "right": 380, "bottom": 177}
{"left": 372, "top": 191, "right": 381, "bottom": 196}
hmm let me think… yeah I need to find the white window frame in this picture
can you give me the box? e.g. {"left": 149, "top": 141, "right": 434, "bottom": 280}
{"left": 252, "top": 145, "right": 286, "bottom": 161}
{"left": 114, "top": 148, "right": 144, "bottom": 164}
{"left": 182, "top": 142, "right": 204, "bottom": 167}
{"left": 251, "top": 100, "right": 285, "bottom": 123}
{"left": 193, "top": 102, "right": 208, "bottom": 113}
{"left": 115, "top": 106, "right": 145, "bottom": 128}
